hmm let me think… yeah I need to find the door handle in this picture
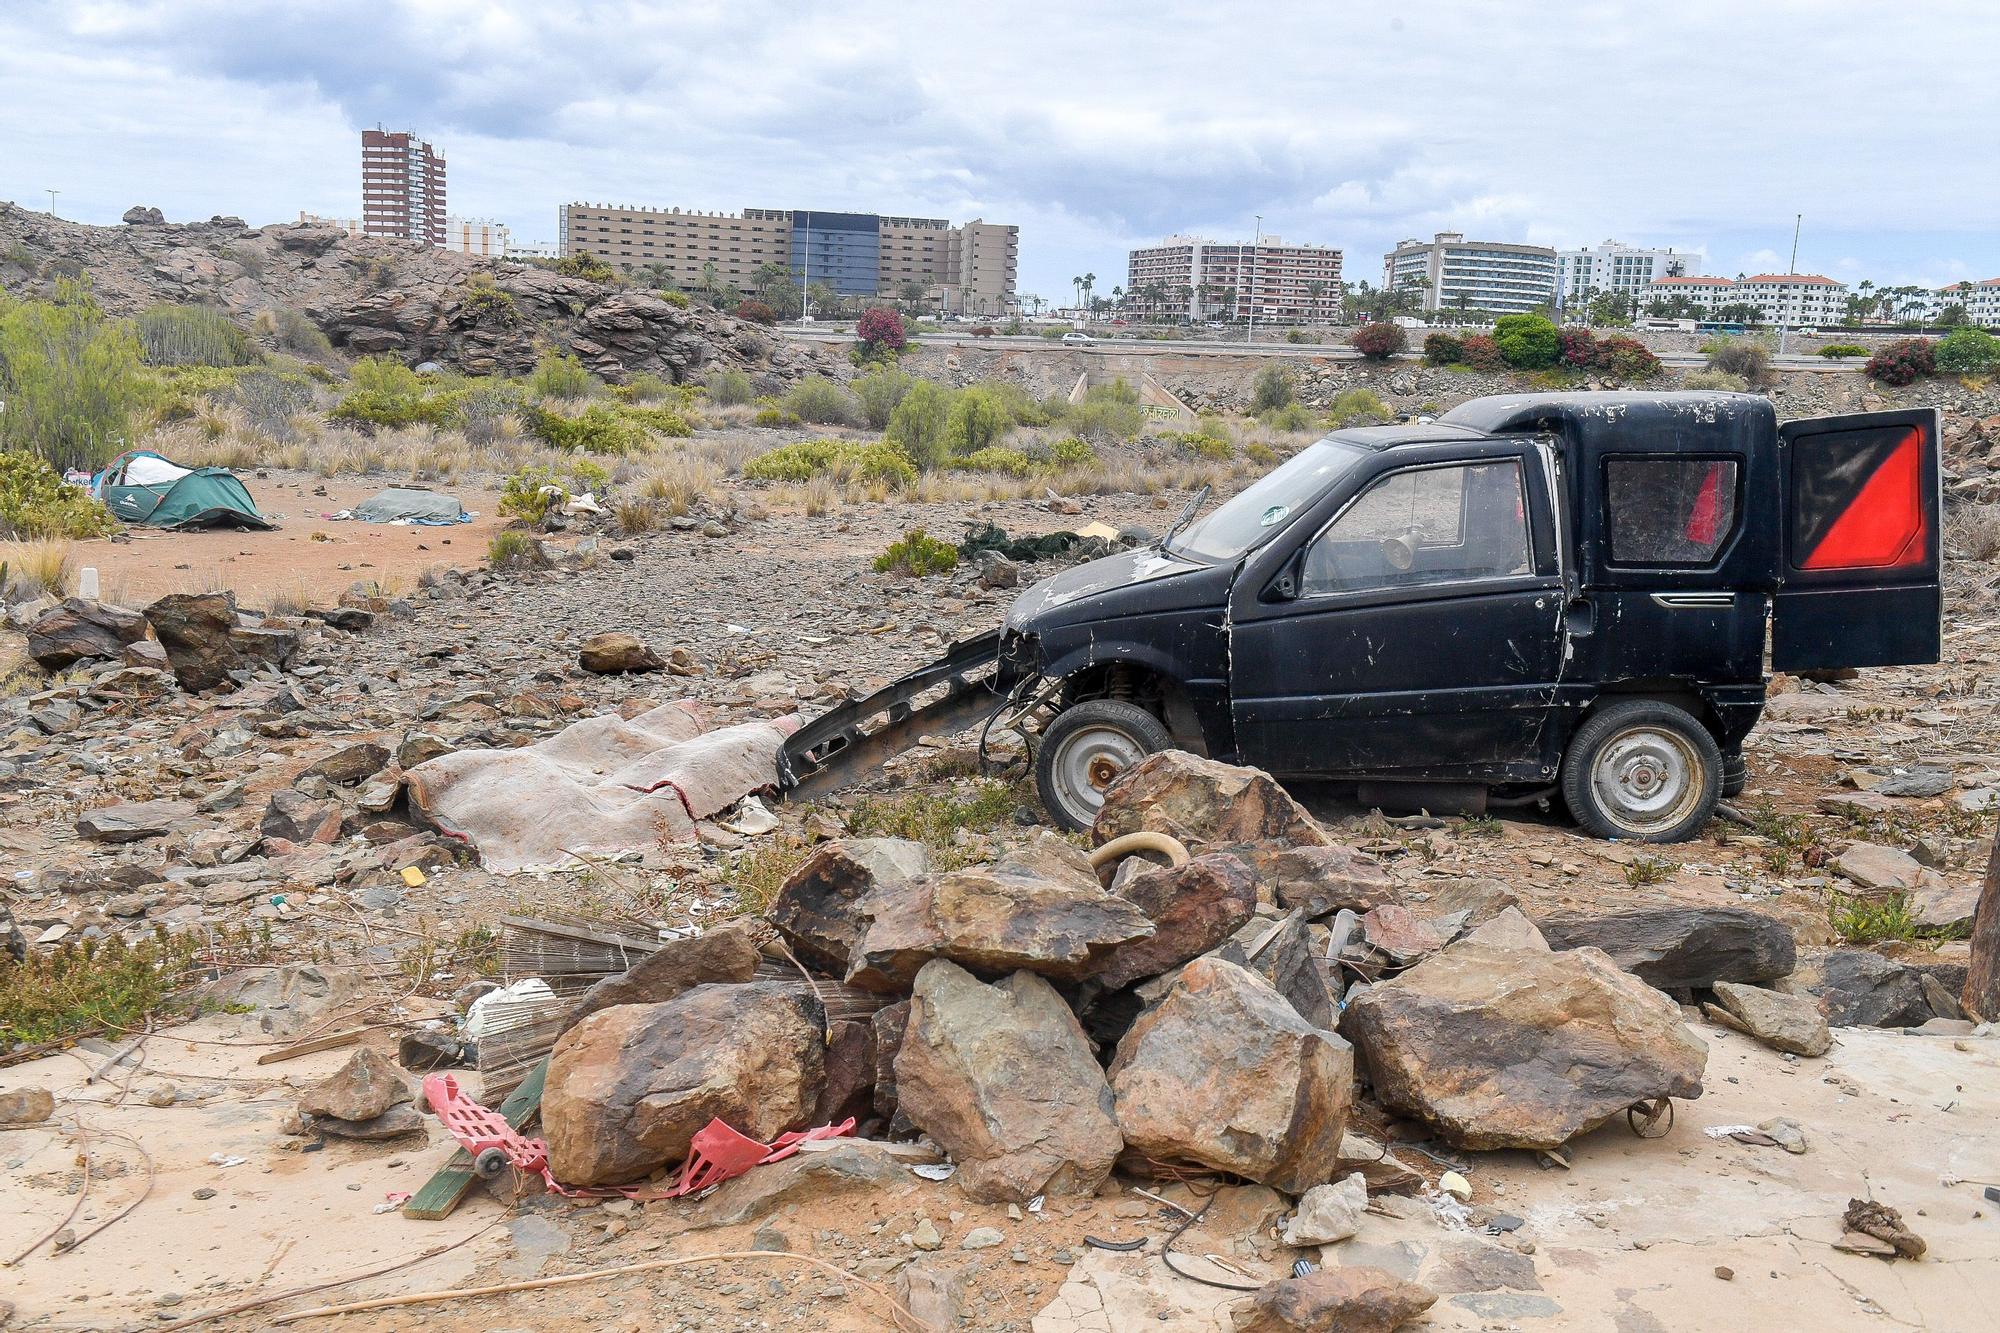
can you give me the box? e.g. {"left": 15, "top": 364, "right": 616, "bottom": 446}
{"left": 1564, "top": 597, "right": 1595, "bottom": 637}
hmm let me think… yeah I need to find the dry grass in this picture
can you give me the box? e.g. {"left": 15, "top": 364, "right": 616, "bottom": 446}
{"left": 1, "top": 538, "right": 73, "bottom": 598}
{"left": 637, "top": 454, "right": 723, "bottom": 516}
{"left": 614, "top": 497, "right": 661, "bottom": 535}
{"left": 265, "top": 577, "right": 315, "bottom": 616}
{"left": 800, "top": 475, "right": 838, "bottom": 516}
{"left": 1951, "top": 504, "right": 2000, "bottom": 561}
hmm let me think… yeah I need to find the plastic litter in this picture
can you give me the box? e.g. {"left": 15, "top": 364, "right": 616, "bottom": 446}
{"left": 462, "top": 978, "right": 557, "bottom": 1040}
{"left": 910, "top": 1163, "right": 956, "bottom": 1182}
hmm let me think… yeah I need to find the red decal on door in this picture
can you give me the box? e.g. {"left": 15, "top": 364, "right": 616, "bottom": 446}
{"left": 1801, "top": 431, "right": 1925, "bottom": 570}
{"left": 1684, "top": 462, "right": 1724, "bottom": 544}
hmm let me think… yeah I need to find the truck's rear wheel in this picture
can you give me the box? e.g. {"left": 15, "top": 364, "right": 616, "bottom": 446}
{"left": 1036, "top": 699, "right": 1171, "bottom": 832}
{"left": 1560, "top": 700, "right": 1720, "bottom": 843}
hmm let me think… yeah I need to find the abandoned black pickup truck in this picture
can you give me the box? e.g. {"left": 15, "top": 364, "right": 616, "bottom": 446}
{"left": 783, "top": 391, "right": 1942, "bottom": 843}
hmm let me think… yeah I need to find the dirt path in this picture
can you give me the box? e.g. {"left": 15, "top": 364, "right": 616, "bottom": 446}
{"left": 69, "top": 472, "right": 505, "bottom": 607}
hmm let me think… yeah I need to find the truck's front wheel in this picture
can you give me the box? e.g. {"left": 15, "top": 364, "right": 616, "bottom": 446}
{"left": 1561, "top": 700, "right": 1721, "bottom": 843}
{"left": 1036, "top": 699, "right": 1171, "bottom": 832}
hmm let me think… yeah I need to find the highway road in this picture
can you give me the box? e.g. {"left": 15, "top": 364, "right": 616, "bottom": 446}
{"left": 779, "top": 326, "right": 1848, "bottom": 372}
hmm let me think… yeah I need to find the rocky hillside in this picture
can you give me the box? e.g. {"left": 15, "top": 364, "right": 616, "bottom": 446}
{"left": 0, "top": 202, "right": 820, "bottom": 384}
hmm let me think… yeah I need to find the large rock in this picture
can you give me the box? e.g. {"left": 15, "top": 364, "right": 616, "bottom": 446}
{"left": 1711, "top": 980, "right": 1832, "bottom": 1056}
{"left": 1090, "top": 852, "right": 1258, "bottom": 990}
{"left": 1233, "top": 1267, "right": 1437, "bottom": 1333}
{"left": 1815, "top": 949, "right": 1932, "bottom": 1028}
{"left": 26, "top": 598, "right": 152, "bottom": 669}
{"left": 1260, "top": 844, "right": 1400, "bottom": 916}
{"left": 1833, "top": 842, "right": 1922, "bottom": 892}
{"left": 1110, "top": 957, "right": 1354, "bottom": 1194}
{"left": 1344, "top": 941, "right": 1707, "bottom": 1150}
{"left": 1210, "top": 911, "right": 1339, "bottom": 1028}
{"left": 298, "top": 1047, "right": 412, "bottom": 1122}
{"left": 893, "top": 961, "right": 1121, "bottom": 1203}
{"left": 144, "top": 591, "right": 299, "bottom": 691}
{"left": 769, "top": 838, "right": 930, "bottom": 975}
{"left": 1281, "top": 1171, "right": 1368, "bottom": 1246}
{"left": 1092, "top": 751, "right": 1328, "bottom": 850}
{"left": 542, "top": 983, "right": 826, "bottom": 1186}
{"left": 75, "top": 798, "right": 194, "bottom": 843}
{"left": 558, "top": 923, "right": 762, "bottom": 1034}
{"left": 1537, "top": 907, "right": 1795, "bottom": 991}
{"left": 261, "top": 789, "right": 342, "bottom": 844}
{"left": 1908, "top": 878, "right": 1979, "bottom": 932}
{"left": 304, "top": 742, "right": 391, "bottom": 786}
{"left": 578, "top": 631, "right": 664, "bottom": 674}
{"left": 847, "top": 835, "right": 1153, "bottom": 991}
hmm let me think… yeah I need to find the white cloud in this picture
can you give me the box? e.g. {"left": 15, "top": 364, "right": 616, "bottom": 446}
{"left": 2, "top": 0, "right": 1997, "bottom": 301}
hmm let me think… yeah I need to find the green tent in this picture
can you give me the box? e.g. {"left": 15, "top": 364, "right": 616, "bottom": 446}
{"left": 96, "top": 451, "right": 276, "bottom": 530}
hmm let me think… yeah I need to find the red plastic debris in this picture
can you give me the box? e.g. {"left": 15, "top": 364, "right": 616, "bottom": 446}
{"left": 668, "top": 1119, "right": 773, "bottom": 1196}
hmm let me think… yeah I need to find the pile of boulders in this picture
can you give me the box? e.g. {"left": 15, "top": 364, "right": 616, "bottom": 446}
{"left": 530, "top": 750, "right": 1875, "bottom": 1327}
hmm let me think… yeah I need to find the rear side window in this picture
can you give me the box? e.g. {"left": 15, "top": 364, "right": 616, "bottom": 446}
{"left": 1788, "top": 425, "right": 1926, "bottom": 570}
{"left": 1605, "top": 457, "right": 1740, "bottom": 566}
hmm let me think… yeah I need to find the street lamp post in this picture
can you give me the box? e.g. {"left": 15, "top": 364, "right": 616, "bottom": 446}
{"left": 1247, "top": 215, "right": 1260, "bottom": 344}
{"left": 45, "top": 188, "right": 59, "bottom": 218}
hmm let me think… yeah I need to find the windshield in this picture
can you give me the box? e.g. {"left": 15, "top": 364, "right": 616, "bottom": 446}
{"left": 1170, "top": 440, "right": 1368, "bottom": 561}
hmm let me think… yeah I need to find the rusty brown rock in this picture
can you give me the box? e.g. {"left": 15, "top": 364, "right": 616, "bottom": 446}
{"left": 1343, "top": 941, "right": 1707, "bottom": 1151}
{"left": 847, "top": 835, "right": 1153, "bottom": 991}
{"left": 769, "top": 838, "right": 930, "bottom": 975}
{"left": 1091, "top": 751, "right": 1329, "bottom": 850}
{"left": 1361, "top": 904, "right": 1452, "bottom": 965}
{"left": 578, "top": 631, "right": 665, "bottom": 674}
{"left": 26, "top": 598, "right": 152, "bottom": 669}
{"left": 893, "top": 961, "right": 1122, "bottom": 1203}
{"left": 558, "top": 923, "right": 762, "bottom": 1035}
{"left": 812, "top": 1020, "right": 877, "bottom": 1124}
{"left": 870, "top": 999, "right": 911, "bottom": 1122}
{"left": 144, "top": 591, "right": 298, "bottom": 691}
{"left": 1232, "top": 1267, "right": 1437, "bottom": 1333}
{"left": 1090, "top": 852, "right": 1259, "bottom": 991}
{"left": 1258, "top": 844, "right": 1400, "bottom": 916}
{"left": 543, "top": 983, "right": 825, "bottom": 1186}
{"left": 1109, "top": 957, "right": 1354, "bottom": 1194}
{"left": 298, "top": 1047, "right": 412, "bottom": 1123}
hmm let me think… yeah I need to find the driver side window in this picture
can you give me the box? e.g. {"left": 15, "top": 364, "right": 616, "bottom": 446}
{"left": 1301, "top": 461, "right": 1530, "bottom": 596}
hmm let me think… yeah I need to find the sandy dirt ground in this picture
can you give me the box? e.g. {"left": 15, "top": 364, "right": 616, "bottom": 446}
{"left": 3, "top": 1012, "right": 1993, "bottom": 1331}
{"left": 66, "top": 472, "right": 505, "bottom": 607}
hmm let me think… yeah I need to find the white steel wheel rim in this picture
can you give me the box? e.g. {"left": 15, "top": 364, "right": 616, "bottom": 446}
{"left": 1590, "top": 725, "right": 1703, "bottom": 836}
{"left": 1050, "top": 725, "right": 1147, "bottom": 824}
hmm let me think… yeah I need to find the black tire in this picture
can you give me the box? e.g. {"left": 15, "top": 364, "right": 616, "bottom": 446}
{"left": 1722, "top": 751, "right": 1748, "bottom": 799}
{"left": 1560, "top": 700, "right": 1722, "bottom": 843}
{"left": 1035, "top": 699, "right": 1173, "bottom": 833}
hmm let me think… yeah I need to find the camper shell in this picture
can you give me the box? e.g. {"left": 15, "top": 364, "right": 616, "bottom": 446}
{"left": 784, "top": 391, "right": 1942, "bottom": 842}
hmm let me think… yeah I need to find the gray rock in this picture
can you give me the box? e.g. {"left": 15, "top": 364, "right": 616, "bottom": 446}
{"left": 1281, "top": 1172, "right": 1368, "bottom": 1246}
{"left": 696, "top": 1141, "right": 907, "bottom": 1226}
{"left": 314, "top": 1104, "right": 426, "bottom": 1141}
{"left": 1833, "top": 843, "right": 1922, "bottom": 892}
{"left": 1816, "top": 949, "right": 1932, "bottom": 1027}
{"left": 298, "top": 1047, "right": 414, "bottom": 1122}
{"left": 1537, "top": 907, "right": 1795, "bottom": 991}
{"left": 75, "top": 798, "right": 195, "bottom": 843}
{"left": 1711, "top": 981, "right": 1832, "bottom": 1056}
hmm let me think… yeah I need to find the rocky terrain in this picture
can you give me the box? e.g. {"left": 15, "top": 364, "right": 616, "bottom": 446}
{"left": 0, "top": 203, "right": 822, "bottom": 385}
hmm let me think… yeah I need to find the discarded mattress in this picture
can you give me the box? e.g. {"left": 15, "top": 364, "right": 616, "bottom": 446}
{"left": 351, "top": 487, "right": 471, "bottom": 525}
{"left": 95, "top": 449, "right": 276, "bottom": 530}
{"left": 404, "top": 701, "right": 796, "bottom": 874}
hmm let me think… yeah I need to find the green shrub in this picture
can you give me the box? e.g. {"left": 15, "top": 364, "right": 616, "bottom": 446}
{"left": 1683, "top": 369, "right": 1748, "bottom": 391}
{"left": 0, "top": 282, "right": 153, "bottom": 471}
{"left": 1493, "top": 314, "right": 1561, "bottom": 369}
{"left": 742, "top": 439, "right": 917, "bottom": 487}
{"left": 1866, "top": 337, "right": 1934, "bottom": 386}
{"left": 1594, "top": 334, "right": 1663, "bottom": 379}
{"left": 1423, "top": 332, "right": 1464, "bottom": 366}
{"left": 611, "top": 371, "right": 684, "bottom": 403}
{"left": 953, "top": 446, "right": 1034, "bottom": 476}
{"left": 1459, "top": 333, "right": 1504, "bottom": 371}
{"left": 1250, "top": 364, "right": 1295, "bottom": 412}
{"left": 1064, "top": 379, "right": 1145, "bottom": 441}
{"left": 0, "top": 931, "right": 200, "bottom": 1046}
{"left": 1285, "top": 330, "right": 1321, "bottom": 344}
{"left": 331, "top": 356, "right": 457, "bottom": 429}
{"left": 983, "top": 380, "right": 1055, "bottom": 427}
{"left": 232, "top": 367, "right": 321, "bottom": 439}
{"left": 1173, "top": 415, "right": 1234, "bottom": 460}
{"left": 751, "top": 405, "right": 799, "bottom": 428}
{"left": 1935, "top": 327, "right": 2000, "bottom": 375}
{"left": 552, "top": 252, "right": 617, "bottom": 283}
{"left": 1705, "top": 336, "right": 1772, "bottom": 385}
{"left": 1260, "top": 401, "right": 1315, "bottom": 431}
{"left": 1326, "top": 387, "right": 1393, "bottom": 427}
{"left": 259, "top": 307, "right": 336, "bottom": 360}
{"left": 488, "top": 528, "right": 549, "bottom": 568}
{"left": 619, "top": 404, "right": 693, "bottom": 437}
{"left": 454, "top": 381, "right": 523, "bottom": 444}
{"left": 1244, "top": 441, "right": 1279, "bottom": 465}
{"left": 499, "top": 465, "right": 564, "bottom": 522}
{"left": 703, "top": 367, "right": 755, "bottom": 406}
{"left": 1048, "top": 435, "right": 1095, "bottom": 468}
{"left": 0, "top": 451, "right": 119, "bottom": 538}
{"left": 525, "top": 403, "right": 649, "bottom": 453}
{"left": 655, "top": 287, "right": 691, "bottom": 308}
{"left": 944, "top": 386, "right": 1010, "bottom": 454}
{"left": 853, "top": 366, "right": 914, "bottom": 429}
{"left": 461, "top": 275, "right": 519, "bottom": 323}
{"left": 886, "top": 379, "right": 955, "bottom": 468}
{"left": 526, "top": 351, "right": 596, "bottom": 400}
{"left": 782, "top": 375, "right": 860, "bottom": 426}
{"left": 135, "top": 304, "right": 255, "bottom": 367}
{"left": 875, "top": 527, "right": 958, "bottom": 576}
{"left": 1817, "top": 342, "right": 1871, "bottom": 360}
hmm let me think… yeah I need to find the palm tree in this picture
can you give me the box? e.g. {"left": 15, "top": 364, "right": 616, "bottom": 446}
{"left": 1304, "top": 279, "right": 1328, "bottom": 323}
{"left": 1082, "top": 272, "right": 1096, "bottom": 318}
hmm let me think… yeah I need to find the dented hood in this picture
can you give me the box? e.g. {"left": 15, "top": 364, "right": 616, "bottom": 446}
{"left": 1003, "top": 545, "right": 1230, "bottom": 632}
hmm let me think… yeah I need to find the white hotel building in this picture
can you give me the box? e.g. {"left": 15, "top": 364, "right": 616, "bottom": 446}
{"left": 1557, "top": 240, "right": 1701, "bottom": 304}
{"left": 1643, "top": 273, "right": 1848, "bottom": 326}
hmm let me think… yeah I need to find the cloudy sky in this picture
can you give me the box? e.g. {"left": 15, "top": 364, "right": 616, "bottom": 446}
{"left": 4, "top": 1, "right": 1996, "bottom": 301}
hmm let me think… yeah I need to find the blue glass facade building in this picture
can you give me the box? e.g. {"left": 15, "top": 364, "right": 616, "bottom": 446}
{"left": 791, "top": 210, "right": 881, "bottom": 297}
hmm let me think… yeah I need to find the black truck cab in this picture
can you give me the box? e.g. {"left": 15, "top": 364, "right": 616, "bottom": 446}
{"left": 998, "top": 391, "right": 1942, "bottom": 841}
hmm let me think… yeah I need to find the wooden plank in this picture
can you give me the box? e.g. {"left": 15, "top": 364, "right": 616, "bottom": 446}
{"left": 498, "top": 915, "right": 660, "bottom": 957}
{"left": 1964, "top": 824, "right": 2000, "bottom": 1022}
{"left": 401, "top": 1057, "right": 549, "bottom": 1221}
{"left": 254, "top": 1027, "right": 368, "bottom": 1066}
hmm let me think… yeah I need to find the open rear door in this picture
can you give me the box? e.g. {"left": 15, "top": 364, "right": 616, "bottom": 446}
{"left": 1771, "top": 408, "right": 1940, "bottom": 671}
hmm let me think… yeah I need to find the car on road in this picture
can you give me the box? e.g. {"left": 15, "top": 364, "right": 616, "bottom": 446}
{"left": 1061, "top": 331, "right": 1096, "bottom": 345}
